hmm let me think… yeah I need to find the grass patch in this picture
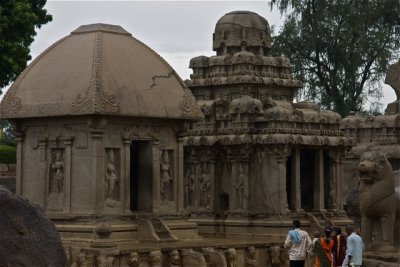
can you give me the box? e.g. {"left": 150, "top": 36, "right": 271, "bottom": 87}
{"left": 0, "top": 145, "right": 16, "bottom": 164}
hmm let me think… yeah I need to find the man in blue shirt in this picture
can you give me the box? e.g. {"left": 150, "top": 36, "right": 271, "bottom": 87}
{"left": 342, "top": 225, "right": 364, "bottom": 267}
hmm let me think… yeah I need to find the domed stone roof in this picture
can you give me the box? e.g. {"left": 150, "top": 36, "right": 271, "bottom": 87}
{"left": 1, "top": 23, "right": 202, "bottom": 120}
{"left": 213, "top": 11, "right": 272, "bottom": 55}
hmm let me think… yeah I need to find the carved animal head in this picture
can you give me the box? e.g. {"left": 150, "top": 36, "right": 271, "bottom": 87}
{"left": 268, "top": 246, "right": 281, "bottom": 264}
{"left": 149, "top": 250, "right": 162, "bottom": 264}
{"left": 358, "top": 151, "right": 393, "bottom": 184}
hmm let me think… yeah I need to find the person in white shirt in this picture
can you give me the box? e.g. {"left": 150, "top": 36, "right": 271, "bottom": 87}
{"left": 284, "top": 219, "right": 313, "bottom": 267}
{"left": 342, "top": 225, "right": 364, "bottom": 267}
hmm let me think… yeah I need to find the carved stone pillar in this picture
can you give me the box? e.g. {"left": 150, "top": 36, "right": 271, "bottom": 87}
{"left": 313, "top": 149, "right": 325, "bottom": 211}
{"left": 15, "top": 133, "right": 24, "bottom": 195}
{"left": 291, "top": 148, "right": 302, "bottom": 212}
{"left": 194, "top": 160, "right": 200, "bottom": 210}
{"left": 38, "top": 139, "right": 47, "bottom": 207}
{"left": 274, "top": 146, "right": 290, "bottom": 215}
{"left": 177, "top": 138, "right": 185, "bottom": 212}
{"left": 327, "top": 150, "right": 339, "bottom": 211}
{"left": 63, "top": 138, "right": 73, "bottom": 213}
{"left": 229, "top": 159, "right": 238, "bottom": 211}
{"left": 90, "top": 130, "right": 105, "bottom": 213}
{"left": 209, "top": 159, "right": 215, "bottom": 211}
{"left": 152, "top": 140, "right": 160, "bottom": 212}
{"left": 122, "top": 138, "right": 131, "bottom": 213}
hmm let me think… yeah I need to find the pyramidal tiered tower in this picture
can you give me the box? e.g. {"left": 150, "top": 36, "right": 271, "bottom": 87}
{"left": 183, "top": 11, "right": 352, "bottom": 235}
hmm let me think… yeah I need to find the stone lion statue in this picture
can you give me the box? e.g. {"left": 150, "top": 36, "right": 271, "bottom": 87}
{"left": 358, "top": 151, "right": 396, "bottom": 251}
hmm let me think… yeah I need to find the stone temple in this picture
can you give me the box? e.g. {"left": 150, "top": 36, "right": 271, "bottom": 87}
{"left": 0, "top": 10, "right": 399, "bottom": 267}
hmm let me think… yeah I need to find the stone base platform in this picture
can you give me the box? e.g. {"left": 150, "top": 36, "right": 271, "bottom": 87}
{"left": 64, "top": 235, "right": 291, "bottom": 267}
{"left": 363, "top": 250, "right": 400, "bottom": 267}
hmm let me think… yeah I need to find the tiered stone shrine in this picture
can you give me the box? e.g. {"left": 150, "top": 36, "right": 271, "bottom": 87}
{"left": 183, "top": 11, "right": 352, "bottom": 236}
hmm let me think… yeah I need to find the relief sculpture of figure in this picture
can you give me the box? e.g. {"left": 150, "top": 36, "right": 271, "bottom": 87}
{"left": 51, "top": 150, "right": 64, "bottom": 194}
{"left": 184, "top": 167, "right": 195, "bottom": 207}
{"left": 199, "top": 167, "right": 211, "bottom": 208}
{"left": 160, "top": 150, "right": 173, "bottom": 201}
{"left": 235, "top": 165, "right": 246, "bottom": 209}
{"left": 105, "top": 149, "right": 118, "bottom": 200}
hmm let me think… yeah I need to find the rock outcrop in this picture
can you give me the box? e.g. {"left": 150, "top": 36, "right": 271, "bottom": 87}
{"left": 0, "top": 185, "right": 68, "bottom": 266}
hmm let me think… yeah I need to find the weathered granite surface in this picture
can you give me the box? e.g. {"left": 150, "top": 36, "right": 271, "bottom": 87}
{"left": 0, "top": 185, "right": 68, "bottom": 266}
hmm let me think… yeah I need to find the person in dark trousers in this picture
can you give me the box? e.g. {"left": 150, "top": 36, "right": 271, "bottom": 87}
{"left": 284, "top": 219, "right": 313, "bottom": 267}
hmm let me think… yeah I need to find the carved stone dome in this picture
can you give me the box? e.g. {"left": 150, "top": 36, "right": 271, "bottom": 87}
{"left": 1, "top": 23, "right": 202, "bottom": 120}
{"left": 213, "top": 11, "right": 272, "bottom": 56}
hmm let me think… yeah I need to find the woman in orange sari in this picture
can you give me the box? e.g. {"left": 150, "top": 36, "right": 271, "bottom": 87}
{"left": 314, "top": 227, "right": 334, "bottom": 267}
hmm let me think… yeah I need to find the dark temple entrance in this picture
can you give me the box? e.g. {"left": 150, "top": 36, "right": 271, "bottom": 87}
{"left": 300, "top": 149, "right": 315, "bottom": 211}
{"left": 130, "top": 140, "right": 153, "bottom": 212}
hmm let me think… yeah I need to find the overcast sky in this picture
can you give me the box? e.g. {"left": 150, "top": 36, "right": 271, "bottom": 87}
{"left": 5, "top": 0, "right": 398, "bottom": 107}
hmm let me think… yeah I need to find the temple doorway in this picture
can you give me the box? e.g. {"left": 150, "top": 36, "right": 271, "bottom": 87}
{"left": 300, "top": 149, "right": 315, "bottom": 211}
{"left": 130, "top": 140, "right": 153, "bottom": 212}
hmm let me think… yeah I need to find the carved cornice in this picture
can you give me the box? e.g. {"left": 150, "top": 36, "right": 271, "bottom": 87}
{"left": 72, "top": 32, "right": 119, "bottom": 114}
{"left": 183, "top": 133, "right": 353, "bottom": 147}
{"left": 186, "top": 75, "right": 302, "bottom": 88}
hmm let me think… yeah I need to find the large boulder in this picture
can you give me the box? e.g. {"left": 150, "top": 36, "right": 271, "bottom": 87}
{"left": 0, "top": 186, "right": 68, "bottom": 266}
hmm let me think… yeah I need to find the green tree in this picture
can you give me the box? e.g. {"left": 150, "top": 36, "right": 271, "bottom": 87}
{"left": 269, "top": 0, "right": 400, "bottom": 117}
{"left": 0, "top": 0, "right": 52, "bottom": 90}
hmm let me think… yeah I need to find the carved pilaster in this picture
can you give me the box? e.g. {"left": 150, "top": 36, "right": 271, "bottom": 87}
{"left": 290, "top": 148, "right": 302, "bottom": 212}
{"left": 273, "top": 145, "right": 291, "bottom": 215}
{"left": 15, "top": 133, "right": 24, "bottom": 195}
{"left": 313, "top": 149, "right": 325, "bottom": 211}
{"left": 63, "top": 138, "right": 73, "bottom": 213}
{"left": 38, "top": 139, "right": 47, "bottom": 207}
{"left": 90, "top": 130, "right": 105, "bottom": 213}
{"left": 178, "top": 138, "right": 185, "bottom": 212}
{"left": 152, "top": 140, "right": 160, "bottom": 212}
{"left": 327, "top": 149, "right": 339, "bottom": 211}
{"left": 123, "top": 138, "right": 131, "bottom": 213}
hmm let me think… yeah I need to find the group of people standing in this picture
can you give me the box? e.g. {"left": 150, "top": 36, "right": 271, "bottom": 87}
{"left": 284, "top": 220, "right": 364, "bottom": 267}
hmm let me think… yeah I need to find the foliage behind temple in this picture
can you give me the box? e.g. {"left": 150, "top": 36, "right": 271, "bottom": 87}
{"left": 270, "top": 0, "right": 400, "bottom": 117}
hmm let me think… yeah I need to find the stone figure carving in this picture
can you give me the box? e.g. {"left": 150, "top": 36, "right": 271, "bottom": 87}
{"left": 50, "top": 149, "right": 64, "bottom": 194}
{"left": 160, "top": 150, "right": 173, "bottom": 201}
{"left": 184, "top": 167, "right": 196, "bottom": 207}
{"left": 127, "top": 252, "right": 139, "bottom": 267}
{"left": 97, "top": 254, "right": 114, "bottom": 267}
{"left": 149, "top": 250, "right": 162, "bottom": 267}
{"left": 245, "top": 246, "right": 258, "bottom": 267}
{"left": 268, "top": 246, "right": 283, "bottom": 266}
{"left": 235, "top": 165, "right": 246, "bottom": 209}
{"left": 169, "top": 250, "right": 181, "bottom": 267}
{"left": 201, "top": 247, "right": 227, "bottom": 266}
{"left": 71, "top": 251, "right": 94, "bottom": 267}
{"left": 225, "top": 248, "right": 238, "bottom": 267}
{"left": 358, "top": 151, "right": 396, "bottom": 251}
{"left": 199, "top": 166, "right": 211, "bottom": 208}
{"left": 105, "top": 149, "right": 118, "bottom": 201}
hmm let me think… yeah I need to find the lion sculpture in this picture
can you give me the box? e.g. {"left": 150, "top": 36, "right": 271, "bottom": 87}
{"left": 358, "top": 151, "right": 397, "bottom": 251}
